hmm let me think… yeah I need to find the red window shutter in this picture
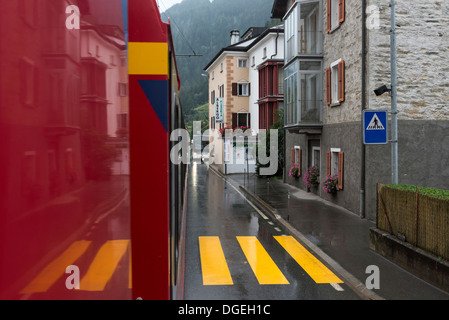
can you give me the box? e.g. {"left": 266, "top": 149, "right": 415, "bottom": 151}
{"left": 291, "top": 148, "right": 295, "bottom": 167}
{"left": 338, "top": 60, "right": 345, "bottom": 102}
{"left": 327, "top": 0, "right": 332, "bottom": 33}
{"left": 232, "top": 113, "right": 237, "bottom": 129}
{"left": 326, "top": 151, "right": 331, "bottom": 176}
{"left": 338, "top": 152, "right": 344, "bottom": 190}
{"left": 232, "top": 83, "right": 238, "bottom": 96}
{"left": 339, "top": 0, "right": 345, "bottom": 24}
{"left": 326, "top": 68, "right": 332, "bottom": 106}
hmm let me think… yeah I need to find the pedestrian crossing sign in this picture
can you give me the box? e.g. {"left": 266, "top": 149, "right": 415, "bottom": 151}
{"left": 363, "top": 110, "right": 388, "bottom": 144}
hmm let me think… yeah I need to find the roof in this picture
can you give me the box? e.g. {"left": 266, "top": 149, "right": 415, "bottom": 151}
{"left": 271, "top": 0, "right": 289, "bottom": 19}
{"left": 204, "top": 25, "right": 284, "bottom": 71}
{"left": 241, "top": 27, "right": 268, "bottom": 40}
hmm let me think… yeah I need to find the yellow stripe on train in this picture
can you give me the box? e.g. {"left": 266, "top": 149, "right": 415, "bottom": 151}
{"left": 128, "top": 42, "right": 168, "bottom": 76}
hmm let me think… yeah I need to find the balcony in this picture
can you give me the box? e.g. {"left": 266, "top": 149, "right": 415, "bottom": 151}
{"left": 284, "top": 60, "right": 322, "bottom": 132}
{"left": 284, "top": 1, "right": 323, "bottom": 64}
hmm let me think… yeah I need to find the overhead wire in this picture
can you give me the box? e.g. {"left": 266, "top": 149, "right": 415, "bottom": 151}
{"left": 158, "top": 0, "right": 200, "bottom": 56}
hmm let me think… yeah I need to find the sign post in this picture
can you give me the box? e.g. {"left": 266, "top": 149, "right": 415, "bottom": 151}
{"left": 363, "top": 110, "right": 388, "bottom": 144}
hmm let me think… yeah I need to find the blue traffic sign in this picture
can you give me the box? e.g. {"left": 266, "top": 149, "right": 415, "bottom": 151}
{"left": 363, "top": 110, "right": 388, "bottom": 144}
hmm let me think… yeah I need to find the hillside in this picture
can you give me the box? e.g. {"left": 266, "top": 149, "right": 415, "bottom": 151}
{"left": 161, "top": 0, "right": 277, "bottom": 127}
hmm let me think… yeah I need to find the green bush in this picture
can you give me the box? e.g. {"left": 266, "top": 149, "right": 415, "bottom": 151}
{"left": 386, "top": 184, "right": 449, "bottom": 200}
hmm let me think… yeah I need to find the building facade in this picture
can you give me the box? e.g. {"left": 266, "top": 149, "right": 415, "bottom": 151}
{"left": 247, "top": 26, "right": 285, "bottom": 132}
{"left": 272, "top": 0, "right": 449, "bottom": 220}
{"left": 205, "top": 26, "right": 285, "bottom": 174}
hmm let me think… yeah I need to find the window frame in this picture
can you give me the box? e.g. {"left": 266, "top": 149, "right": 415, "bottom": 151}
{"left": 330, "top": 147, "right": 340, "bottom": 176}
{"left": 284, "top": 59, "right": 323, "bottom": 125}
{"left": 238, "top": 58, "right": 248, "bottom": 68}
{"left": 330, "top": 59, "right": 341, "bottom": 104}
{"left": 284, "top": 0, "right": 323, "bottom": 63}
{"left": 312, "top": 146, "right": 320, "bottom": 167}
{"left": 237, "top": 83, "right": 249, "bottom": 96}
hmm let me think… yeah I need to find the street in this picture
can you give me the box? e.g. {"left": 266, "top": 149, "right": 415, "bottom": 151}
{"left": 184, "top": 162, "right": 361, "bottom": 300}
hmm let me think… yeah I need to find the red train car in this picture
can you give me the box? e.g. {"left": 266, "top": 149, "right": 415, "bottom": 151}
{"left": 0, "top": 0, "right": 187, "bottom": 300}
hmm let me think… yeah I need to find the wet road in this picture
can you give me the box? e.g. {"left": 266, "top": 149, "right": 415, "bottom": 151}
{"left": 184, "top": 162, "right": 361, "bottom": 300}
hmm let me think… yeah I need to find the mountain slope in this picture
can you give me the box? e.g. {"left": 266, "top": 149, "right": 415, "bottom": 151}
{"left": 161, "top": 0, "right": 276, "bottom": 121}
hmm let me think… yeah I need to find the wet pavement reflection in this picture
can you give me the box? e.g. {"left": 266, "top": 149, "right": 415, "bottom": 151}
{"left": 184, "top": 162, "right": 361, "bottom": 300}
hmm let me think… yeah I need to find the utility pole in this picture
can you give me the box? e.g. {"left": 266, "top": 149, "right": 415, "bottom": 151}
{"left": 390, "top": 0, "right": 399, "bottom": 184}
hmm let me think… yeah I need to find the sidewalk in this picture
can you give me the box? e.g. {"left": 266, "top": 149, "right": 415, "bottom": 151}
{"left": 223, "top": 171, "right": 449, "bottom": 300}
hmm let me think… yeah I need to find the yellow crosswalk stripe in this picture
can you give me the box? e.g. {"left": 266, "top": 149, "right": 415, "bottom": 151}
{"left": 274, "top": 236, "right": 343, "bottom": 284}
{"left": 80, "top": 240, "right": 130, "bottom": 291}
{"left": 199, "top": 237, "right": 233, "bottom": 285}
{"left": 21, "top": 241, "right": 91, "bottom": 294}
{"left": 236, "top": 236, "right": 289, "bottom": 285}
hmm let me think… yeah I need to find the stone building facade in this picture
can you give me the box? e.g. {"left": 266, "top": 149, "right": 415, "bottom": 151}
{"left": 272, "top": 0, "right": 449, "bottom": 220}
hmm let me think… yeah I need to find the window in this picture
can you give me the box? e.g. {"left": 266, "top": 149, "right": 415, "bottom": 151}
{"left": 285, "top": 4, "right": 298, "bottom": 62}
{"left": 220, "top": 63, "right": 223, "bottom": 73}
{"left": 232, "top": 83, "right": 250, "bottom": 96}
{"left": 326, "top": 148, "right": 344, "bottom": 190}
{"left": 118, "top": 82, "right": 127, "bottom": 97}
{"left": 212, "top": 71, "right": 214, "bottom": 80}
{"left": 285, "top": 60, "right": 322, "bottom": 125}
{"left": 232, "top": 112, "right": 250, "bottom": 128}
{"left": 290, "top": 146, "right": 301, "bottom": 176}
{"left": 312, "top": 146, "right": 320, "bottom": 167}
{"left": 21, "top": 151, "right": 37, "bottom": 195}
{"left": 117, "top": 113, "right": 128, "bottom": 129}
{"left": 285, "top": 0, "right": 322, "bottom": 63}
{"left": 238, "top": 59, "right": 248, "bottom": 68}
{"left": 238, "top": 83, "right": 249, "bottom": 96}
{"left": 20, "top": 57, "right": 37, "bottom": 108}
{"left": 326, "top": 59, "right": 345, "bottom": 105}
{"left": 327, "top": 0, "right": 345, "bottom": 33}
{"left": 300, "top": 1, "right": 322, "bottom": 54}
{"left": 263, "top": 47, "right": 267, "bottom": 59}
{"left": 219, "top": 85, "right": 224, "bottom": 98}
{"left": 211, "top": 90, "right": 215, "bottom": 104}
{"left": 252, "top": 56, "right": 255, "bottom": 67}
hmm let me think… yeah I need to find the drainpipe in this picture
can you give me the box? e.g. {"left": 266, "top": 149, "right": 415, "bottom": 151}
{"left": 360, "top": 0, "right": 367, "bottom": 218}
{"left": 270, "top": 30, "right": 280, "bottom": 60}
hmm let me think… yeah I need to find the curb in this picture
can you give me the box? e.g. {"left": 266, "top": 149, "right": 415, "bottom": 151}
{"left": 235, "top": 180, "right": 385, "bottom": 301}
{"left": 208, "top": 165, "right": 384, "bottom": 300}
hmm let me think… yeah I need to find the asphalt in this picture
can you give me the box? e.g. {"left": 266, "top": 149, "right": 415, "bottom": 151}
{"left": 215, "top": 168, "right": 449, "bottom": 300}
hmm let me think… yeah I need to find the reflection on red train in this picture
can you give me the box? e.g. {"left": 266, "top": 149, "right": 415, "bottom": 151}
{"left": 0, "top": 0, "right": 187, "bottom": 300}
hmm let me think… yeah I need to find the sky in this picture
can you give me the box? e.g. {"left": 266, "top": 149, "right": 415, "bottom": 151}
{"left": 157, "top": 0, "right": 213, "bottom": 12}
{"left": 156, "top": 0, "right": 183, "bottom": 11}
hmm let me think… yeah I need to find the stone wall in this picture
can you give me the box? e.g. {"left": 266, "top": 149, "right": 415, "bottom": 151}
{"left": 323, "top": 0, "right": 363, "bottom": 125}
{"left": 367, "top": 0, "right": 449, "bottom": 120}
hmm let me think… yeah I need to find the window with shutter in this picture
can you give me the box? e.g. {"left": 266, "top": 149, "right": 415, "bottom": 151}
{"left": 232, "top": 83, "right": 238, "bottom": 96}
{"left": 326, "top": 68, "right": 331, "bottom": 106}
{"left": 328, "top": 0, "right": 345, "bottom": 32}
{"left": 329, "top": 59, "right": 344, "bottom": 105}
{"left": 338, "top": 60, "right": 345, "bottom": 102}
{"left": 326, "top": 151, "right": 331, "bottom": 176}
{"left": 291, "top": 148, "right": 295, "bottom": 167}
{"left": 338, "top": 152, "right": 344, "bottom": 190}
{"left": 338, "top": 0, "right": 345, "bottom": 24}
{"left": 296, "top": 147, "right": 301, "bottom": 176}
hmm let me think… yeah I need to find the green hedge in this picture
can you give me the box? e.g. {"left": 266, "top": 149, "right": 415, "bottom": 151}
{"left": 386, "top": 184, "right": 449, "bottom": 200}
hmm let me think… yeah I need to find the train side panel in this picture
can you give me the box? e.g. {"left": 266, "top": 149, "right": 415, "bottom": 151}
{"left": 0, "top": 0, "right": 186, "bottom": 300}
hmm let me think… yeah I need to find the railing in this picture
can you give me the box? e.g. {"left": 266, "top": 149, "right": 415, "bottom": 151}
{"left": 377, "top": 184, "right": 449, "bottom": 261}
